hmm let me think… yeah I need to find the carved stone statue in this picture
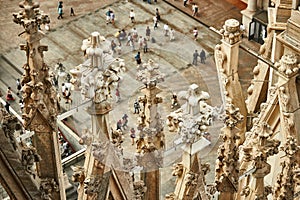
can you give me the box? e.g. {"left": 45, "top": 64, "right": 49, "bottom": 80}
{"left": 133, "top": 180, "right": 147, "bottom": 200}
{"left": 21, "top": 146, "right": 41, "bottom": 178}
{"left": 71, "top": 166, "right": 85, "bottom": 198}
{"left": 39, "top": 178, "right": 59, "bottom": 200}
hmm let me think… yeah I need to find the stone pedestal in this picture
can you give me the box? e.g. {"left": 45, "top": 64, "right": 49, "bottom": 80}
{"left": 241, "top": 0, "right": 257, "bottom": 37}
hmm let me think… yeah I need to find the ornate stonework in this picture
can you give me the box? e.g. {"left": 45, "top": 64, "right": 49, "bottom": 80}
{"left": 77, "top": 32, "right": 125, "bottom": 103}
{"left": 274, "top": 54, "right": 299, "bottom": 77}
{"left": 13, "top": 0, "right": 58, "bottom": 130}
{"left": 133, "top": 180, "right": 147, "bottom": 200}
{"left": 39, "top": 178, "right": 59, "bottom": 200}
{"left": 273, "top": 136, "right": 300, "bottom": 199}
{"left": 1, "top": 110, "right": 19, "bottom": 150}
{"left": 219, "top": 19, "right": 242, "bottom": 45}
{"left": 13, "top": 1, "right": 64, "bottom": 199}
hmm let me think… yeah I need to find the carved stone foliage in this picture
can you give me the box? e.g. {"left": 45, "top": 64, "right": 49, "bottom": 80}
{"left": 165, "top": 192, "right": 177, "bottom": 200}
{"left": 136, "top": 59, "right": 165, "bottom": 88}
{"left": 273, "top": 136, "right": 300, "bottom": 200}
{"left": 172, "top": 163, "right": 184, "bottom": 178}
{"left": 133, "top": 180, "right": 147, "bottom": 200}
{"left": 13, "top": 0, "right": 58, "bottom": 131}
{"left": 79, "top": 128, "right": 92, "bottom": 146}
{"left": 215, "top": 101, "right": 243, "bottom": 194}
{"left": 136, "top": 142, "right": 163, "bottom": 169}
{"left": 111, "top": 128, "right": 124, "bottom": 148}
{"left": 39, "top": 178, "right": 59, "bottom": 200}
{"left": 184, "top": 171, "right": 198, "bottom": 187}
{"left": 241, "top": 186, "right": 250, "bottom": 197}
{"left": 215, "top": 44, "right": 227, "bottom": 69}
{"left": 13, "top": 0, "right": 50, "bottom": 34}
{"left": 92, "top": 141, "right": 109, "bottom": 167}
{"left": 166, "top": 109, "right": 183, "bottom": 133}
{"left": 219, "top": 19, "right": 242, "bottom": 45}
{"left": 274, "top": 54, "right": 299, "bottom": 77}
{"left": 223, "top": 99, "right": 244, "bottom": 129}
{"left": 1, "top": 111, "right": 20, "bottom": 150}
{"left": 21, "top": 146, "right": 41, "bottom": 178}
{"left": 201, "top": 163, "right": 211, "bottom": 176}
{"left": 78, "top": 32, "right": 126, "bottom": 102}
{"left": 84, "top": 176, "right": 101, "bottom": 198}
{"left": 71, "top": 166, "right": 85, "bottom": 186}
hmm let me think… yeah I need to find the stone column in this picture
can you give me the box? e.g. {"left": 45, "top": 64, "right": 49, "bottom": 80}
{"left": 135, "top": 59, "right": 165, "bottom": 200}
{"left": 241, "top": 0, "right": 257, "bottom": 36}
{"left": 247, "top": 0, "right": 257, "bottom": 12}
{"left": 215, "top": 19, "right": 247, "bottom": 144}
{"left": 13, "top": 1, "right": 65, "bottom": 199}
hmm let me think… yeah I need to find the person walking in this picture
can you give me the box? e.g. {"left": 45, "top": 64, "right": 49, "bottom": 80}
{"left": 146, "top": 26, "right": 151, "bottom": 40}
{"left": 111, "top": 40, "right": 117, "bottom": 53}
{"left": 192, "top": 50, "right": 199, "bottom": 66}
{"left": 153, "top": 15, "right": 158, "bottom": 30}
{"left": 129, "top": 37, "right": 135, "bottom": 51}
{"left": 57, "top": 1, "right": 63, "bottom": 19}
{"left": 130, "top": 128, "right": 136, "bottom": 145}
{"left": 132, "top": 27, "right": 138, "bottom": 42}
{"left": 155, "top": 8, "right": 161, "bottom": 22}
{"left": 70, "top": 7, "right": 75, "bottom": 16}
{"left": 6, "top": 87, "right": 15, "bottom": 101}
{"left": 164, "top": 23, "right": 169, "bottom": 36}
{"left": 115, "top": 87, "right": 121, "bottom": 102}
{"left": 16, "top": 78, "right": 21, "bottom": 96}
{"left": 138, "top": 36, "right": 144, "bottom": 50}
{"left": 183, "top": 0, "right": 188, "bottom": 7}
{"left": 200, "top": 49, "right": 206, "bottom": 64}
{"left": 129, "top": 9, "right": 135, "bottom": 23}
{"left": 117, "top": 120, "right": 122, "bottom": 131}
{"left": 115, "top": 30, "right": 122, "bottom": 46}
{"left": 133, "top": 100, "right": 140, "bottom": 114}
{"left": 135, "top": 52, "right": 142, "bottom": 65}
{"left": 169, "top": 28, "right": 175, "bottom": 41}
{"left": 5, "top": 101, "right": 10, "bottom": 113}
{"left": 64, "top": 88, "right": 72, "bottom": 104}
{"left": 122, "top": 114, "right": 128, "bottom": 130}
{"left": 171, "top": 93, "right": 179, "bottom": 109}
{"left": 106, "top": 9, "right": 112, "bottom": 24}
{"left": 193, "top": 27, "right": 198, "bottom": 41}
{"left": 192, "top": 4, "right": 199, "bottom": 17}
{"left": 110, "top": 10, "right": 115, "bottom": 25}
{"left": 19, "top": 99, "right": 24, "bottom": 113}
{"left": 126, "top": 33, "right": 132, "bottom": 46}
{"left": 143, "top": 38, "right": 148, "bottom": 53}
